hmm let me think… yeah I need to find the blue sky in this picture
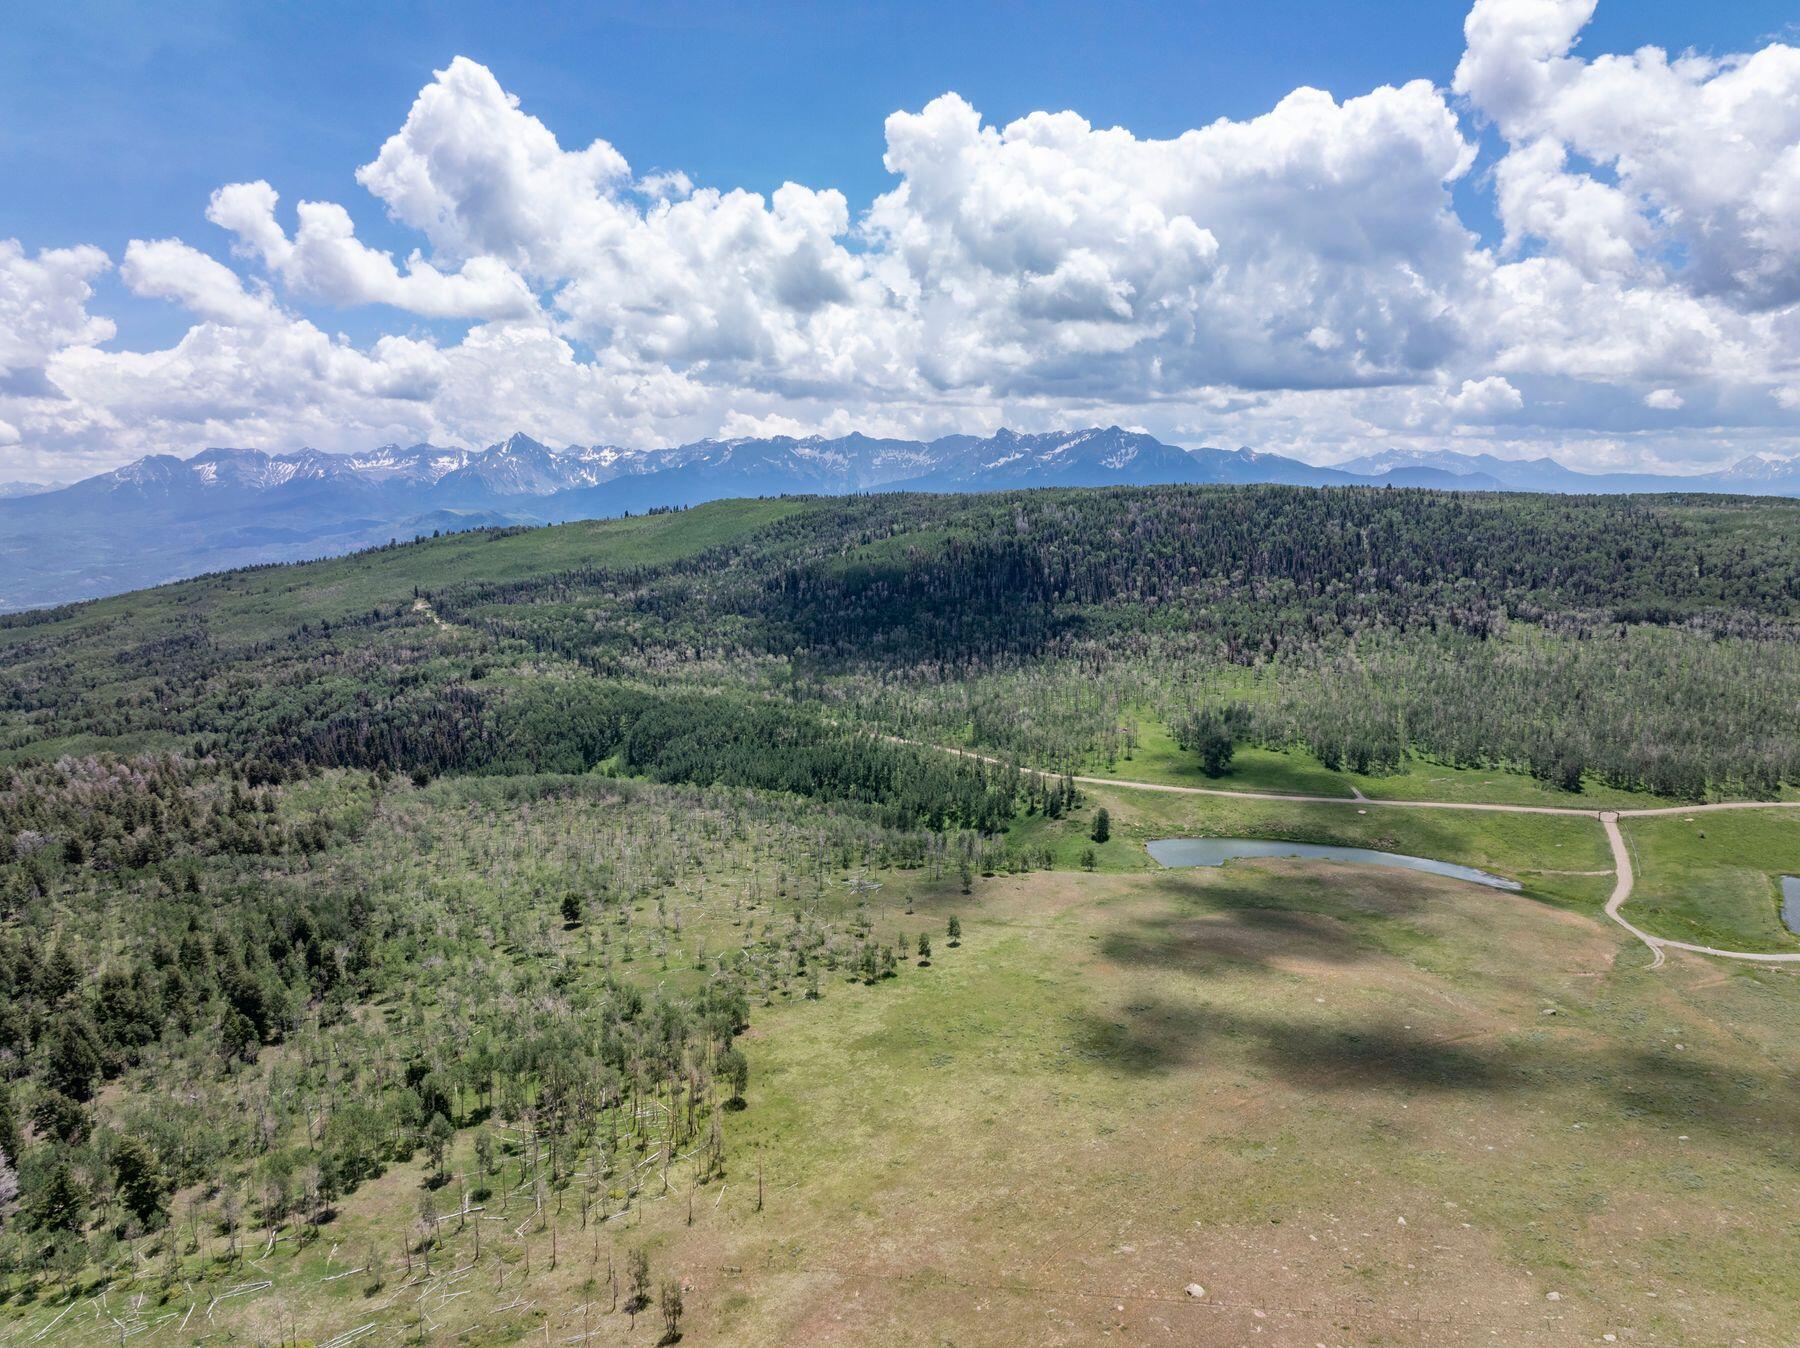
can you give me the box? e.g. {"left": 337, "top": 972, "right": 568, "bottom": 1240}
{"left": 3, "top": 0, "right": 1800, "bottom": 477}
{"left": 8, "top": 0, "right": 1793, "bottom": 253}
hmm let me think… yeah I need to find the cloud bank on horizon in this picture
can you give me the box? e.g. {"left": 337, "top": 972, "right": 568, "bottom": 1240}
{"left": 3, "top": 0, "right": 1800, "bottom": 479}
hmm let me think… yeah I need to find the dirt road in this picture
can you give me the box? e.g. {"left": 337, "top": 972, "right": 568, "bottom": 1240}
{"left": 903, "top": 737, "right": 1800, "bottom": 965}
{"left": 1599, "top": 811, "right": 1800, "bottom": 966}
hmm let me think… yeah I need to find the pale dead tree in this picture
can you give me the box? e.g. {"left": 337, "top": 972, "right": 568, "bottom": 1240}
{"left": 0, "top": 1147, "right": 18, "bottom": 1221}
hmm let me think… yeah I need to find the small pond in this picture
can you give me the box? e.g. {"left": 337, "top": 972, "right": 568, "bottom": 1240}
{"left": 1782, "top": 877, "right": 1800, "bottom": 936}
{"left": 1146, "top": 837, "right": 1523, "bottom": 892}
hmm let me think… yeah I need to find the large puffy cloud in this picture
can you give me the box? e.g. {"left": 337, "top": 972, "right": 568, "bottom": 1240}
{"left": 0, "top": 242, "right": 119, "bottom": 476}
{"left": 206, "top": 180, "right": 539, "bottom": 320}
{"left": 1454, "top": 0, "right": 1596, "bottom": 130}
{"left": 1489, "top": 136, "right": 1647, "bottom": 278}
{"left": 1450, "top": 0, "right": 1800, "bottom": 441}
{"left": 0, "top": 241, "right": 115, "bottom": 377}
{"left": 869, "top": 81, "right": 1475, "bottom": 396}
{"left": 356, "top": 56, "right": 632, "bottom": 268}
{"left": 354, "top": 58, "right": 886, "bottom": 379}
{"left": 3, "top": 233, "right": 717, "bottom": 474}
{"left": 348, "top": 59, "right": 1475, "bottom": 398}
{"left": 1458, "top": 0, "right": 1800, "bottom": 308}
{"left": 43, "top": 302, "right": 722, "bottom": 466}
{"left": 5, "top": 1, "right": 1800, "bottom": 482}
{"left": 120, "top": 238, "right": 276, "bottom": 326}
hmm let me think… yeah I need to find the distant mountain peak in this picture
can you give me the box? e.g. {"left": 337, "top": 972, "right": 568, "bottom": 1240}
{"left": 8, "top": 427, "right": 1800, "bottom": 611}
{"left": 0, "top": 479, "right": 63, "bottom": 500}
{"left": 1722, "top": 451, "right": 1799, "bottom": 481}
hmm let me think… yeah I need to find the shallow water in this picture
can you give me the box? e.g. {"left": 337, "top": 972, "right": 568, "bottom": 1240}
{"left": 1146, "top": 837, "right": 1523, "bottom": 892}
{"left": 1782, "top": 877, "right": 1800, "bottom": 936}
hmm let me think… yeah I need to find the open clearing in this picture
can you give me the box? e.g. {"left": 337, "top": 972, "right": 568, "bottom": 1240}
{"left": 724, "top": 865, "right": 1800, "bottom": 1345}
{"left": 914, "top": 734, "right": 1800, "bottom": 963}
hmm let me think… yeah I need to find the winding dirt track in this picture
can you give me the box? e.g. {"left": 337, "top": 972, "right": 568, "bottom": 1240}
{"left": 1598, "top": 812, "right": 1800, "bottom": 966}
{"left": 902, "top": 738, "right": 1800, "bottom": 966}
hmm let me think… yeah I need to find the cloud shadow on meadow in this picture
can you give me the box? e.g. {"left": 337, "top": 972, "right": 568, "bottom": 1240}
{"left": 1067, "top": 994, "right": 1800, "bottom": 1167}
{"left": 1062, "top": 872, "right": 1800, "bottom": 1165}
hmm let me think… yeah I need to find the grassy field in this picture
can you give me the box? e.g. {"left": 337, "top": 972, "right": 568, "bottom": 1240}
{"left": 12, "top": 825, "right": 1792, "bottom": 1345}
{"left": 1620, "top": 811, "right": 1800, "bottom": 954}
{"left": 727, "top": 865, "right": 1800, "bottom": 1344}
{"left": 0, "top": 497, "right": 809, "bottom": 656}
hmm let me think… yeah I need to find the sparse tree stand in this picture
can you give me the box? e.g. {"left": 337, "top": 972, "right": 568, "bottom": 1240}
{"left": 425, "top": 1112, "right": 454, "bottom": 1181}
{"left": 628, "top": 1247, "right": 653, "bottom": 1330}
{"left": 661, "top": 1278, "right": 686, "bottom": 1343}
{"left": 719, "top": 1045, "right": 749, "bottom": 1106}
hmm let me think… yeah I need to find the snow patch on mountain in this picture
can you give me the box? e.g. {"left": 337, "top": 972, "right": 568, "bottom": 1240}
{"left": 1721, "top": 452, "right": 1800, "bottom": 482}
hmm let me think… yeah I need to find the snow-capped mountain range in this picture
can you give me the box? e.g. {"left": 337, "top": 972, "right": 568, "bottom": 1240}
{"left": 0, "top": 479, "right": 63, "bottom": 500}
{"left": 76, "top": 435, "right": 644, "bottom": 499}
{"left": 1328, "top": 447, "right": 1800, "bottom": 493}
{"left": 2, "top": 428, "right": 1797, "bottom": 610}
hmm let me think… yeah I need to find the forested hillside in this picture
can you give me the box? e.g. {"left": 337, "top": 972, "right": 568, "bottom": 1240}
{"left": 6, "top": 487, "right": 1796, "bottom": 797}
{"left": 1, "top": 484, "right": 1797, "bottom": 1333}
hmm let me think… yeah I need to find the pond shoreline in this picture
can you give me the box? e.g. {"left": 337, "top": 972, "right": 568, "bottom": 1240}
{"left": 1146, "top": 837, "right": 1523, "bottom": 892}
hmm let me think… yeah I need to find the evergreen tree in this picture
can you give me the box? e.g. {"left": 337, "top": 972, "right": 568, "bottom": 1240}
{"left": 28, "top": 1162, "right": 87, "bottom": 1234}
{"left": 44, "top": 1018, "right": 103, "bottom": 1102}
{"left": 112, "top": 1137, "right": 167, "bottom": 1229}
{"left": 1180, "top": 710, "right": 1236, "bottom": 778}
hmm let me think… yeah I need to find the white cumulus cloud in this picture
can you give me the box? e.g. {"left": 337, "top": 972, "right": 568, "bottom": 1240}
{"left": 0, "top": 241, "right": 115, "bottom": 376}
{"left": 1458, "top": 0, "right": 1800, "bottom": 308}
{"left": 5, "top": 1, "right": 1800, "bottom": 481}
{"left": 207, "top": 180, "right": 539, "bottom": 320}
{"left": 121, "top": 239, "right": 276, "bottom": 326}
{"left": 1449, "top": 375, "right": 1525, "bottom": 417}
